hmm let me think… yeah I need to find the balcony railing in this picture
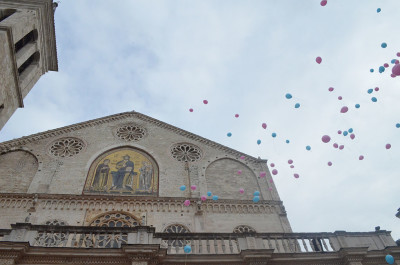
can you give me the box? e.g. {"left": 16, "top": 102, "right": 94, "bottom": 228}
{"left": 0, "top": 223, "right": 397, "bottom": 255}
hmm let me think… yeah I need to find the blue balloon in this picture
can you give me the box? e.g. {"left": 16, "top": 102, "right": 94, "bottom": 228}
{"left": 371, "top": 97, "right": 377, "bottom": 102}
{"left": 379, "top": 66, "right": 385, "bottom": 73}
{"left": 391, "top": 59, "right": 397, "bottom": 64}
{"left": 367, "top": 88, "right": 373, "bottom": 94}
{"left": 355, "top": 104, "right": 360, "bottom": 108}
{"left": 212, "top": 195, "right": 218, "bottom": 201}
{"left": 381, "top": 42, "right": 387, "bottom": 48}
{"left": 253, "top": 196, "right": 260, "bottom": 203}
{"left": 306, "top": 145, "right": 311, "bottom": 151}
{"left": 257, "top": 139, "right": 261, "bottom": 145}
{"left": 343, "top": 131, "right": 348, "bottom": 136}
{"left": 227, "top": 132, "right": 232, "bottom": 137}
{"left": 285, "top": 93, "right": 292, "bottom": 99}
{"left": 180, "top": 185, "right": 186, "bottom": 191}
{"left": 370, "top": 68, "right": 374, "bottom": 73}
{"left": 348, "top": 128, "right": 353, "bottom": 133}
{"left": 184, "top": 245, "right": 192, "bottom": 253}
{"left": 272, "top": 132, "right": 277, "bottom": 138}
{"left": 396, "top": 123, "right": 400, "bottom": 128}
{"left": 207, "top": 191, "right": 212, "bottom": 196}
{"left": 377, "top": 8, "right": 381, "bottom": 13}
{"left": 295, "top": 103, "right": 300, "bottom": 108}
{"left": 286, "top": 139, "right": 290, "bottom": 143}
{"left": 253, "top": 191, "right": 260, "bottom": 196}
{"left": 385, "top": 254, "right": 394, "bottom": 264}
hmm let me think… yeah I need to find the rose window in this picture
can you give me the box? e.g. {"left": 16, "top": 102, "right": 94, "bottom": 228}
{"left": 170, "top": 143, "right": 202, "bottom": 162}
{"left": 163, "top": 224, "right": 190, "bottom": 247}
{"left": 116, "top": 125, "right": 146, "bottom": 141}
{"left": 49, "top": 138, "right": 85, "bottom": 157}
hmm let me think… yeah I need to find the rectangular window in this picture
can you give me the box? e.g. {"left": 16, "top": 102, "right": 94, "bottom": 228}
{"left": 0, "top": 9, "right": 16, "bottom": 23}
{"left": 14, "top": 29, "right": 38, "bottom": 53}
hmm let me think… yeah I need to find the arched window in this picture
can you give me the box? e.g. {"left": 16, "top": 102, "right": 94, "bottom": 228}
{"left": 89, "top": 212, "right": 141, "bottom": 227}
{"left": 233, "top": 225, "right": 256, "bottom": 233}
{"left": 163, "top": 224, "right": 190, "bottom": 247}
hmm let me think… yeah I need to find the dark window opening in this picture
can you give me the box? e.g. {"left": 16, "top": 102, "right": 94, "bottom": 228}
{"left": 18, "top": 51, "right": 39, "bottom": 75}
{"left": 0, "top": 9, "right": 16, "bottom": 23}
{"left": 14, "top": 29, "right": 38, "bottom": 53}
{"left": 0, "top": 104, "right": 4, "bottom": 110}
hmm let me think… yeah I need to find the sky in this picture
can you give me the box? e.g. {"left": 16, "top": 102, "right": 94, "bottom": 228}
{"left": 1, "top": 0, "right": 399, "bottom": 240}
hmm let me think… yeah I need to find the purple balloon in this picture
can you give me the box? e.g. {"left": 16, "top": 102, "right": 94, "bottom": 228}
{"left": 337, "top": 130, "right": 342, "bottom": 134}
{"left": 321, "top": 135, "right": 331, "bottom": 143}
{"left": 320, "top": 0, "right": 327, "bottom": 6}
{"left": 288, "top": 159, "right": 293, "bottom": 164}
{"left": 350, "top": 133, "right": 355, "bottom": 140}
{"left": 294, "top": 173, "right": 299, "bottom": 178}
{"left": 316, "top": 56, "right": 322, "bottom": 64}
{"left": 340, "top": 106, "right": 349, "bottom": 113}
{"left": 386, "top": 143, "right": 391, "bottom": 149}
{"left": 290, "top": 165, "right": 294, "bottom": 168}
{"left": 384, "top": 63, "right": 389, "bottom": 68}
{"left": 392, "top": 64, "right": 400, "bottom": 76}
{"left": 333, "top": 143, "right": 338, "bottom": 148}
{"left": 270, "top": 163, "right": 275, "bottom": 167}
{"left": 359, "top": 155, "right": 364, "bottom": 160}
{"left": 327, "top": 161, "right": 332, "bottom": 166}
{"left": 339, "top": 145, "right": 344, "bottom": 150}
{"left": 338, "top": 96, "right": 343, "bottom": 100}
{"left": 328, "top": 87, "right": 334, "bottom": 92}
{"left": 374, "top": 87, "right": 379, "bottom": 91}
{"left": 272, "top": 169, "right": 278, "bottom": 175}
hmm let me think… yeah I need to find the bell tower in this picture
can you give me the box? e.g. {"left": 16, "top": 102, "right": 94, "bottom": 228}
{"left": 0, "top": 0, "right": 58, "bottom": 130}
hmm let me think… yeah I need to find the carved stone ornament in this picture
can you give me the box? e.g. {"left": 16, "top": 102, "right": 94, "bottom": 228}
{"left": 233, "top": 225, "right": 256, "bottom": 233}
{"left": 49, "top": 137, "right": 85, "bottom": 157}
{"left": 116, "top": 124, "right": 146, "bottom": 141}
{"left": 170, "top": 143, "right": 202, "bottom": 162}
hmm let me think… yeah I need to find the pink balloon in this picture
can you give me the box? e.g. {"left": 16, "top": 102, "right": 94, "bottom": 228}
{"left": 340, "top": 106, "right": 348, "bottom": 113}
{"left": 350, "top": 133, "right": 355, "bottom": 140}
{"left": 339, "top": 145, "right": 344, "bottom": 150}
{"left": 290, "top": 165, "right": 294, "bottom": 168}
{"left": 184, "top": 200, "right": 190, "bottom": 206}
{"left": 384, "top": 63, "right": 389, "bottom": 68}
{"left": 337, "top": 130, "right": 342, "bottom": 134}
{"left": 237, "top": 170, "right": 242, "bottom": 175}
{"left": 191, "top": 185, "right": 197, "bottom": 191}
{"left": 397, "top": 52, "right": 400, "bottom": 57}
{"left": 203, "top": 100, "right": 208, "bottom": 104}
{"left": 294, "top": 173, "right": 299, "bottom": 178}
{"left": 386, "top": 143, "right": 391, "bottom": 149}
{"left": 375, "top": 87, "right": 379, "bottom": 91}
{"left": 359, "top": 155, "right": 364, "bottom": 160}
{"left": 321, "top": 135, "right": 331, "bottom": 143}
{"left": 272, "top": 169, "right": 278, "bottom": 175}
{"left": 240, "top": 156, "right": 245, "bottom": 160}
{"left": 239, "top": 188, "right": 244, "bottom": 194}
{"left": 391, "top": 74, "right": 396, "bottom": 78}
{"left": 270, "top": 163, "right": 275, "bottom": 167}
{"left": 269, "top": 179, "right": 273, "bottom": 183}
{"left": 262, "top": 123, "right": 267, "bottom": 129}
{"left": 201, "top": 196, "right": 207, "bottom": 201}
{"left": 396, "top": 60, "right": 400, "bottom": 64}
{"left": 316, "top": 56, "right": 322, "bottom": 64}
{"left": 269, "top": 187, "right": 273, "bottom": 190}
{"left": 189, "top": 108, "right": 193, "bottom": 112}
{"left": 333, "top": 143, "right": 338, "bottom": 148}
{"left": 392, "top": 64, "right": 400, "bottom": 76}
{"left": 259, "top": 171, "right": 266, "bottom": 178}
{"left": 328, "top": 87, "right": 334, "bottom": 92}
{"left": 327, "top": 161, "right": 332, "bottom": 166}
{"left": 235, "top": 114, "right": 239, "bottom": 118}
{"left": 320, "top": 0, "right": 327, "bottom": 6}
{"left": 338, "top": 96, "right": 343, "bottom": 100}
{"left": 288, "top": 159, "right": 293, "bottom": 164}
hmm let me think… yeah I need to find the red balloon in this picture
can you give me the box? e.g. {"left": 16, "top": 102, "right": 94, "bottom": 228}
{"left": 203, "top": 100, "right": 208, "bottom": 104}
{"left": 320, "top": 0, "right": 327, "bottom": 6}
{"left": 316, "top": 57, "right": 322, "bottom": 64}
{"left": 392, "top": 64, "right": 400, "bottom": 76}
{"left": 272, "top": 169, "right": 278, "bottom": 175}
{"left": 321, "top": 135, "right": 331, "bottom": 143}
{"left": 386, "top": 143, "right": 391, "bottom": 149}
{"left": 235, "top": 114, "right": 239, "bottom": 118}
{"left": 340, "top": 106, "right": 348, "bottom": 113}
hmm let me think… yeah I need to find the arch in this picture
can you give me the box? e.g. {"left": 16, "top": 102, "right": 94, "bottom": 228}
{"left": 233, "top": 225, "right": 257, "bottom": 233}
{"left": 162, "top": 223, "right": 191, "bottom": 247}
{"left": 83, "top": 146, "right": 159, "bottom": 196}
{"left": 88, "top": 211, "right": 141, "bottom": 227}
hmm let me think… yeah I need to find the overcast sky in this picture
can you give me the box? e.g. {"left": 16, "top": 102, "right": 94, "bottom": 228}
{"left": 1, "top": 0, "right": 399, "bottom": 240}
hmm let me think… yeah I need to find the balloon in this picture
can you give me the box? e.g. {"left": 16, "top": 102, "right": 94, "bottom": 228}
{"left": 343, "top": 131, "right": 348, "bottom": 136}
{"left": 290, "top": 165, "right": 294, "bottom": 168}
{"left": 203, "top": 100, "right": 208, "bottom": 104}
{"left": 207, "top": 191, "right": 212, "bottom": 196}
{"left": 272, "top": 132, "right": 277, "bottom": 138}
{"left": 386, "top": 143, "right": 391, "bottom": 149}
{"left": 328, "top": 87, "right": 334, "bottom": 92}
{"left": 184, "top": 245, "right": 192, "bottom": 253}
{"left": 379, "top": 66, "right": 385, "bottom": 73}
{"left": 370, "top": 68, "right": 374, "bottom": 73}
{"left": 285, "top": 93, "right": 292, "bottom": 99}
{"left": 240, "top": 156, "right": 245, "bottom": 160}
{"left": 269, "top": 179, "right": 273, "bottom": 183}
{"left": 254, "top": 191, "right": 260, "bottom": 196}
{"left": 398, "top": 52, "right": 400, "bottom": 57}
{"left": 396, "top": 123, "right": 400, "bottom": 128}
{"left": 316, "top": 56, "right": 322, "bottom": 64}
{"left": 339, "top": 145, "right": 344, "bottom": 150}
{"left": 375, "top": 87, "right": 380, "bottom": 91}
{"left": 191, "top": 185, "right": 197, "bottom": 191}
{"left": 272, "top": 169, "right": 278, "bottom": 175}
{"left": 321, "top": 135, "right": 331, "bottom": 143}
{"left": 396, "top": 60, "right": 400, "bottom": 64}
{"left": 327, "top": 161, "right": 332, "bottom": 166}
{"left": 371, "top": 97, "right": 377, "bottom": 102}
{"left": 392, "top": 64, "right": 400, "bottom": 76}
{"left": 381, "top": 42, "right": 387, "bottom": 48}
{"left": 340, "top": 106, "right": 348, "bottom": 113}
{"left": 237, "top": 170, "right": 242, "bottom": 175}
{"left": 253, "top": 196, "right": 260, "bottom": 203}
{"left": 355, "top": 104, "right": 360, "bottom": 108}
{"left": 348, "top": 128, "right": 353, "bottom": 133}
{"left": 189, "top": 108, "right": 193, "bottom": 112}
{"left": 359, "top": 155, "right": 364, "bottom": 160}
{"left": 257, "top": 139, "right": 261, "bottom": 145}
{"left": 350, "top": 133, "right": 355, "bottom": 140}
{"left": 184, "top": 200, "right": 190, "bottom": 206}
{"left": 306, "top": 145, "right": 311, "bottom": 151}
{"left": 384, "top": 63, "right": 389, "bottom": 68}
{"left": 338, "top": 130, "right": 342, "bottom": 134}
{"left": 385, "top": 254, "right": 394, "bottom": 264}
{"left": 270, "top": 163, "right": 275, "bottom": 167}
{"left": 295, "top": 103, "right": 300, "bottom": 108}
{"left": 338, "top": 96, "right": 343, "bottom": 100}
{"left": 333, "top": 143, "right": 338, "bottom": 148}
{"left": 212, "top": 195, "right": 218, "bottom": 200}
{"left": 320, "top": 0, "right": 327, "bottom": 6}
{"left": 294, "top": 173, "right": 299, "bottom": 178}
{"left": 235, "top": 114, "right": 239, "bottom": 118}
{"left": 201, "top": 195, "right": 207, "bottom": 201}
{"left": 377, "top": 8, "right": 381, "bottom": 13}
{"left": 391, "top": 59, "right": 397, "bottom": 64}
{"left": 239, "top": 188, "right": 244, "bottom": 194}
{"left": 286, "top": 139, "right": 290, "bottom": 143}
{"left": 392, "top": 74, "right": 397, "bottom": 78}
{"left": 180, "top": 185, "right": 186, "bottom": 191}
{"left": 227, "top": 132, "right": 232, "bottom": 137}
{"left": 288, "top": 159, "right": 293, "bottom": 164}
{"left": 259, "top": 171, "right": 266, "bottom": 178}
{"left": 262, "top": 123, "right": 267, "bottom": 129}
{"left": 367, "top": 88, "right": 373, "bottom": 94}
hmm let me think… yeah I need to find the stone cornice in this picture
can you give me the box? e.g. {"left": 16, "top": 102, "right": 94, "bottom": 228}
{"left": 0, "top": 111, "right": 267, "bottom": 164}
